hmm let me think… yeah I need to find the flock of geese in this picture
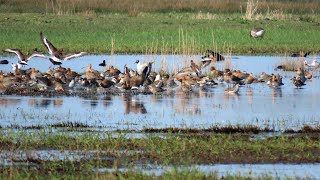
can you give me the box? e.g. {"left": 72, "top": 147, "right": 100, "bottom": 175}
{"left": 0, "top": 30, "right": 318, "bottom": 95}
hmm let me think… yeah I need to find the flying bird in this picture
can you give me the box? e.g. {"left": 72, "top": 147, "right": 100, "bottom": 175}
{"left": 3, "top": 48, "right": 46, "bottom": 66}
{"left": 40, "top": 32, "right": 87, "bottom": 66}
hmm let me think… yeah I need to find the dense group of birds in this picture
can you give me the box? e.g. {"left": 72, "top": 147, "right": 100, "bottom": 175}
{"left": 0, "top": 28, "right": 318, "bottom": 95}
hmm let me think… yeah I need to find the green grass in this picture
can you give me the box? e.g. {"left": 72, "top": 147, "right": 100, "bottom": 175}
{"left": 0, "top": 13, "right": 319, "bottom": 55}
{"left": 0, "top": 0, "right": 319, "bottom": 14}
{"left": 1, "top": 131, "right": 319, "bottom": 164}
{"left": 0, "top": 131, "right": 318, "bottom": 178}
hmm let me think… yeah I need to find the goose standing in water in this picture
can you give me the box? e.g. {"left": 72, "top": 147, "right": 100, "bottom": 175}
{"left": 291, "top": 77, "right": 306, "bottom": 89}
{"left": 250, "top": 27, "right": 265, "bottom": 38}
{"left": 3, "top": 48, "right": 47, "bottom": 66}
{"left": 40, "top": 32, "right": 87, "bottom": 66}
{"left": 225, "top": 84, "right": 240, "bottom": 94}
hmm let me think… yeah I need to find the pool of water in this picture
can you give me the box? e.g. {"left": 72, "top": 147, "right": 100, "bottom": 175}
{"left": 0, "top": 54, "right": 320, "bottom": 130}
{"left": 98, "top": 163, "right": 320, "bottom": 179}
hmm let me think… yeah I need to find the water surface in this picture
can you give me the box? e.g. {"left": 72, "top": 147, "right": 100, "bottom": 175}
{"left": 0, "top": 55, "right": 320, "bottom": 130}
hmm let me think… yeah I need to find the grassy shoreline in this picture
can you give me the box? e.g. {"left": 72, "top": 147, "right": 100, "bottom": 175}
{"left": 0, "top": 13, "right": 319, "bottom": 55}
{"left": 1, "top": 131, "right": 319, "bottom": 164}
{"left": 0, "top": 130, "right": 319, "bottom": 178}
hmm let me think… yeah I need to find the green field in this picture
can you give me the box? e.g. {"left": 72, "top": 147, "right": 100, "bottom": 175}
{"left": 0, "top": 12, "right": 319, "bottom": 55}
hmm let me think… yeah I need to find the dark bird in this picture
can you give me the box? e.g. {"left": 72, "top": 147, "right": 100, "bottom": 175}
{"left": 291, "top": 77, "right": 306, "bottom": 89}
{"left": 0, "top": 60, "right": 9, "bottom": 64}
{"left": 3, "top": 48, "right": 46, "bottom": 65}
{"left": 291, "top": 51, "right": 310, "bottom": 57}
{"left": 40, "top": 32, "right": 87, "bottom": 66}
{"left": 99, "top": 60, "right": 106, "bottom": 67}
{"left": 202, "top": 49, "right": 225, "bottom": 61}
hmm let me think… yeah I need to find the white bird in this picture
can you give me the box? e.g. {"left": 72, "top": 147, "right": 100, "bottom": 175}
{"left": 250, "top": 27, "right": 265, "bottom": 38}
{"left": 304, "top": 60, "right": 319, "bottom": 68}
{"left": 11, "top": 63, "right": 22, "bottom": 71}
{"left": 135, "top": 60, "right": 152, "bottom": 77}
{"left": 68, "top": 79, "right": 75, "bottom": 88}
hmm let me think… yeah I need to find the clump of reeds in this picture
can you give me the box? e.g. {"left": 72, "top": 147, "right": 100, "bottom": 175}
{"left": 245, "top": 0, "right": 260, "bottom": 20}
{"left": 192, "top": 11, "right": 217, "bottom": 20}
{"left": 276, "top": 57, "right": 305, "bottom": 71}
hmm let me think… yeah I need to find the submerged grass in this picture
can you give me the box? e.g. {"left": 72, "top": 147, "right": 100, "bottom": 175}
{"left": 0, "top": 167, "right": 276, "bottom": 180}
{"left": 0, "top": 13, "right": 319, "bottom": 55}
{"left": 0, "top": 130, "right": 319, "bottom": 178}
{"left": 1, "top": 131, "right": 319, "bottom": 164}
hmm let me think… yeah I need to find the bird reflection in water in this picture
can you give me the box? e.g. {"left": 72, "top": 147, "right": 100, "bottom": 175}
{"left": 53, "top": 99, "right": 63, "bottom": 107}
{"left": 102, "top": 95, "right": 113, "bottom": 108}
{"left": 28, "top": 99, "right": 51, "bottom": 107}
{"left": 223, "top": 92, "right": 239, "bottom": 101}
{"left": 174, "top": 92, "right": 201, "bottom": 115}
{"left": 246, "top": 88, "right": 253, "bottom": 105}
{"left": 271, "top": 88, "right": 282, "bottom": 104}
{"left": 122, "top": 95, "right": 147, "bottom": 114}
{"left": 81, "top": 96, "right": 99, "bottom": 108}
{"left": 0, "top": 98, "right": 20, "bottom": 107}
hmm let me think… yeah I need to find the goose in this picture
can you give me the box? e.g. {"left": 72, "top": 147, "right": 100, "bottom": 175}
{"left": 225, "top": 84, "right": 240, "bottom": 94}
{"left": 209, "top": 66, "right": 223, "bottom": 78}
{"left": 190, "top": 60, "right": 201, "bottom": 77}
{"left": 40, "top": 32, "right": 87, "bottom": 66}
{"left": 104, "top": 65, "right": 121, "bottom": 77}
{"left": 259, "top": 72, "right": 272, "bottom": 82}
{"left": 267, "top": 74, "right": 284, "bottom": 88}
{"left": 201, "top": 49, "right": 225, "bottom": 61}
{"left": 148, "top": 84, "right": 164, "bottom": 94}
{"left": 99, "top": 79, "right": 115, "bottom": 88}
{"left": 86, "top": 64, "right": 102, "bottom": 81}
{"left": 291, "top": 77, "right": 306, "bottom": 89}
{"left": 3, "top": 48, "right": 47, "bottom": 66}
{"left": 243, "top": 73, "right": 256, "bottom": 85}
{"left": 250, "top": 27, "right": 265, "bottom": 38}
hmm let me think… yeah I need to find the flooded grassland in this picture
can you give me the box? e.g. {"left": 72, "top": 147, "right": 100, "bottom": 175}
{"left": 0, "top": 54, "right": 320, "bottom": 178}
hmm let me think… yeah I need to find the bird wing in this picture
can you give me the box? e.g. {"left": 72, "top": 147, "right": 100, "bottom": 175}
{"left": 63, "top": 52, "right": 87, "bottom": 60}
{"left": 199, "top": 60, "right": 211, "bottom": 69}
{"left": 4, "top": 49, "right": 24, "bottom": 61}
{"left": 27, "top": 53, "right": 47, "bottom": 61}
{"left": 40, "top": 32, "right": 58, "bottom": 55}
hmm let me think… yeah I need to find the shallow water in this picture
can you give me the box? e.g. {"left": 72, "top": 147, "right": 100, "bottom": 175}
{"left": 98, "top": 163, "right": 320, "bottom": 179}
{"left": 1, "top": 148, "right": 319, "bottom": 179}
{"left": 0, "top": 55, "right": 320, "bottom": 130}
